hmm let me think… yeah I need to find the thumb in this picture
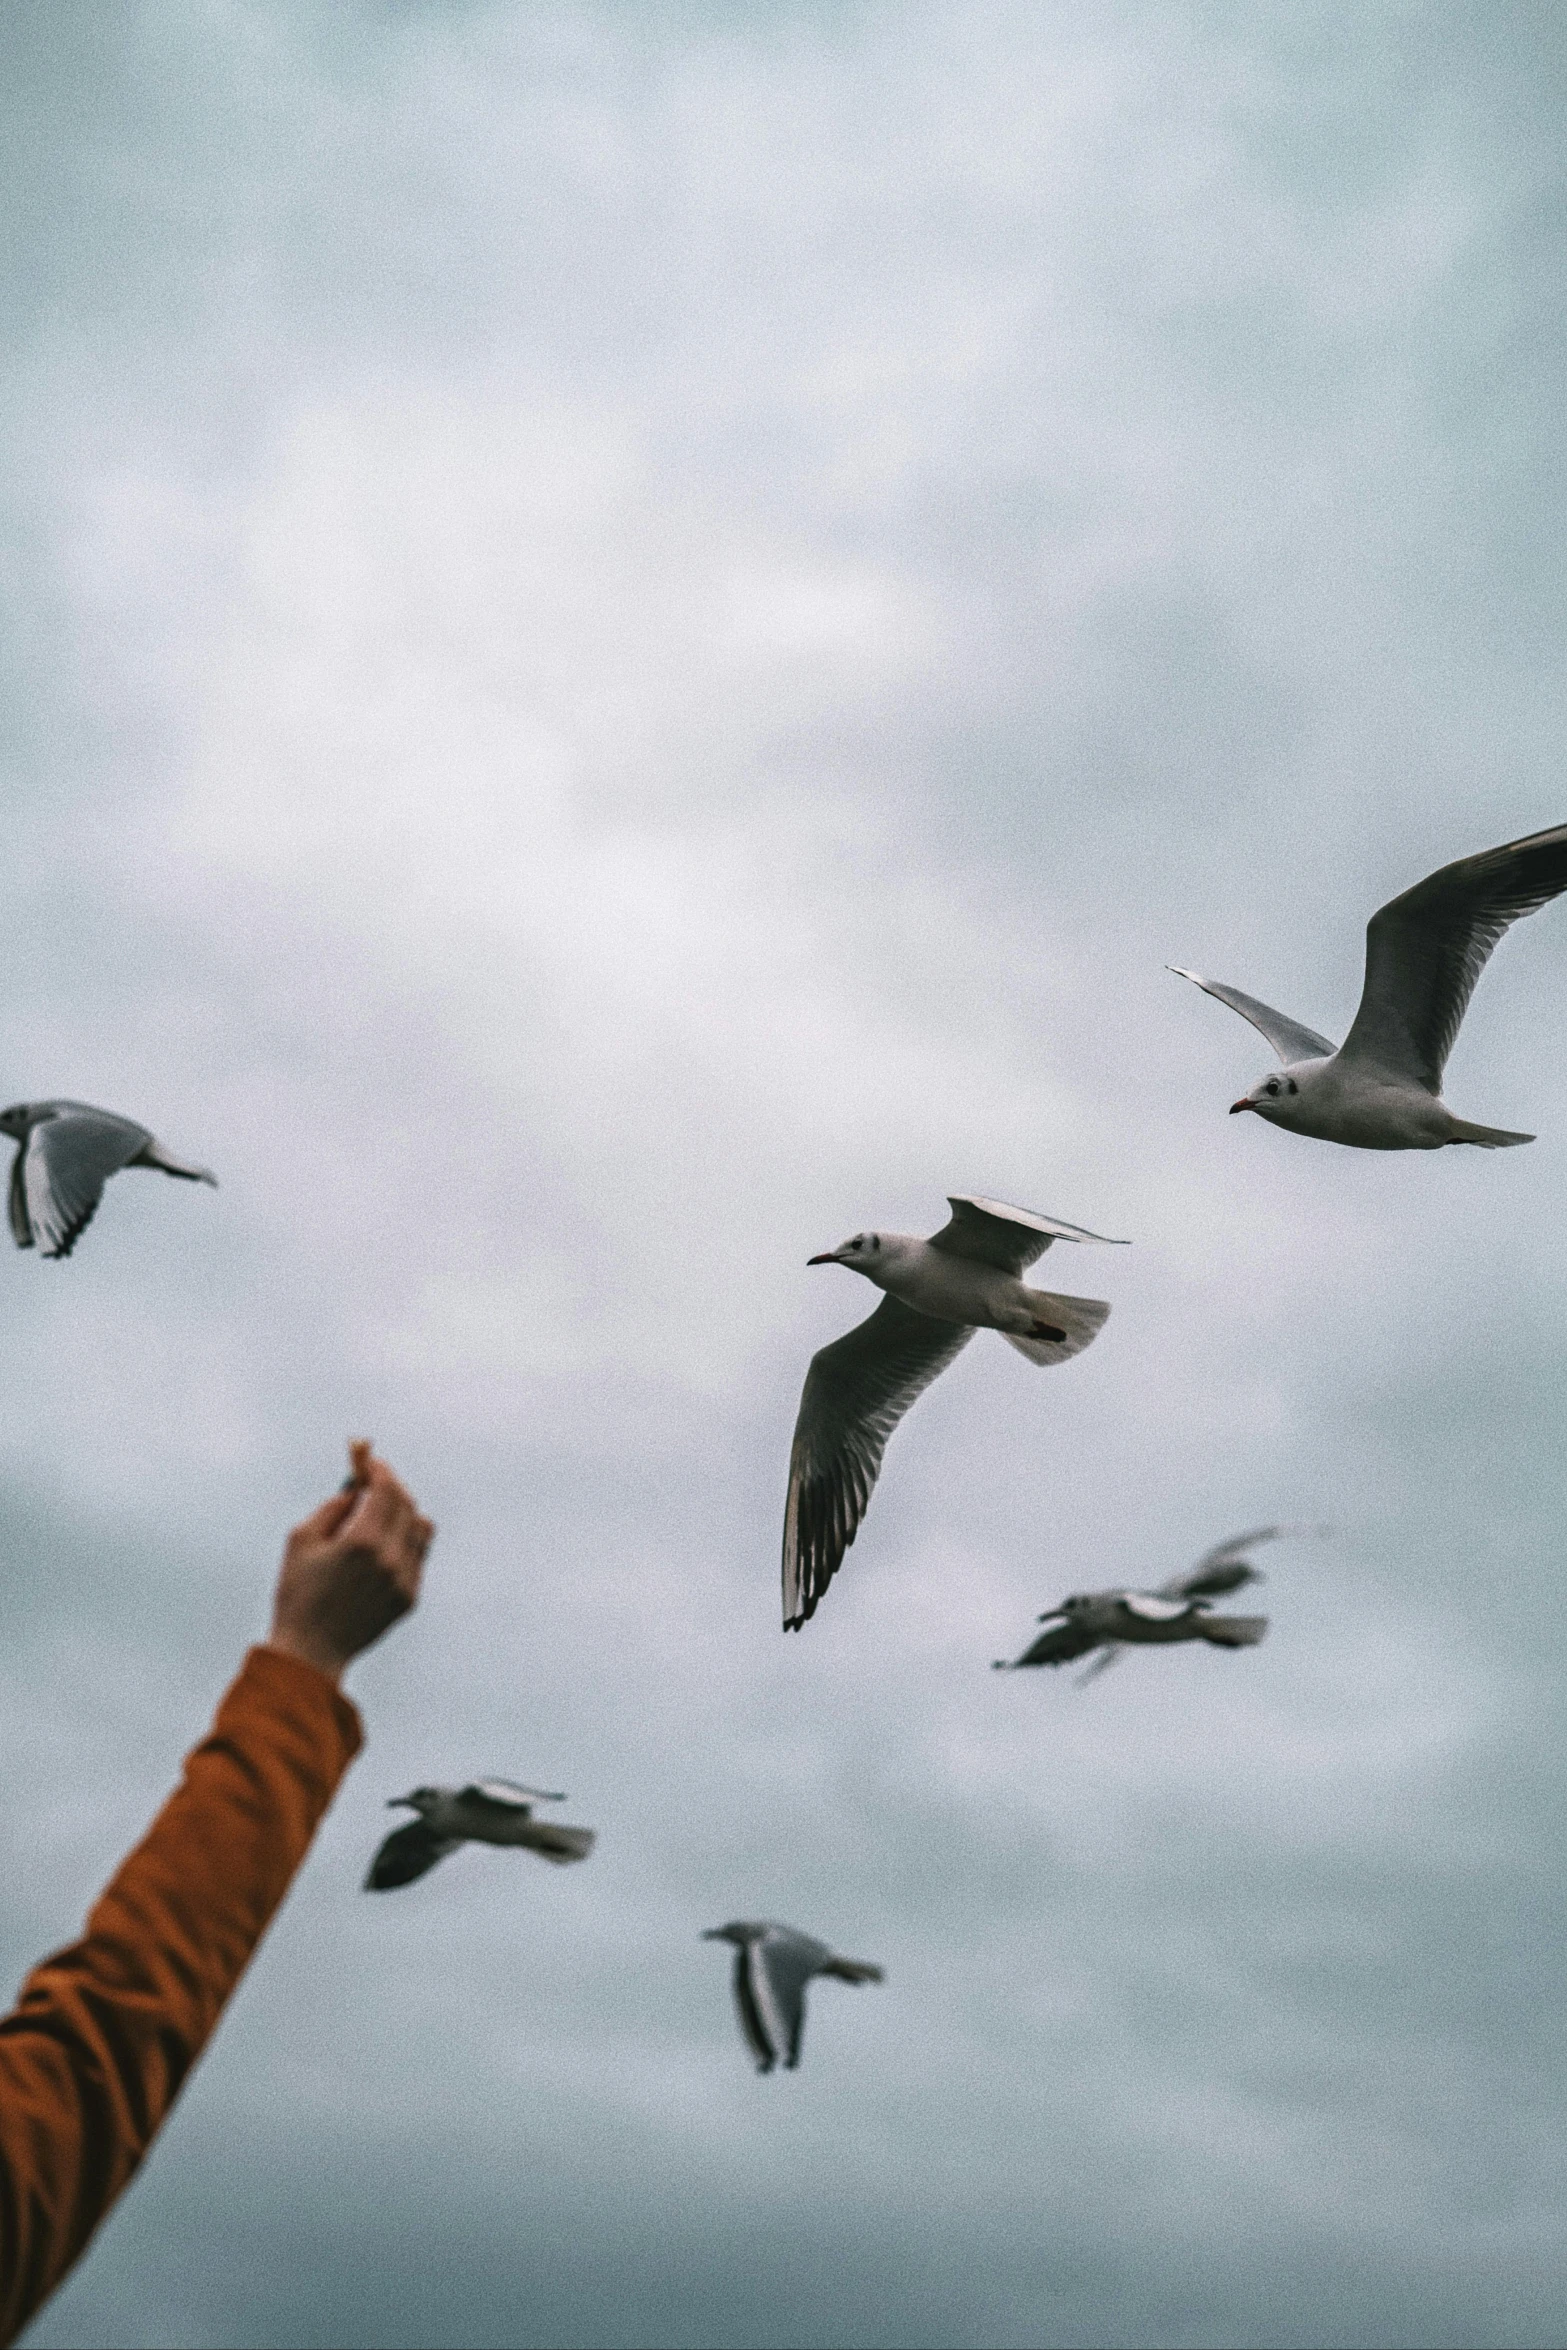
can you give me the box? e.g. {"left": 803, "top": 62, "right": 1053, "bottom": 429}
{"left": 292, "top": 1487, "right": 360, "bottom": 1544}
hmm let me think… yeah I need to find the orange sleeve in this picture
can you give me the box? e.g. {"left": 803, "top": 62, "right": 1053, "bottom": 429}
{"left": 0, "top": 1645, "right": 362, "bottom": 2344}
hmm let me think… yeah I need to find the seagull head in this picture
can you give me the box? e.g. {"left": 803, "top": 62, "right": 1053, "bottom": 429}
{"left": 0, "top": 1104, "right": 33, "bottom": 1140}
{"left": 702, "top": 1922, "right": 756, "bottom": 1946}
{"left": 807, "top": 1231, "right": 883, "bottom": 1271}
{"left": 1231, "top": 1070, "right": 1303, "bottom": 1123}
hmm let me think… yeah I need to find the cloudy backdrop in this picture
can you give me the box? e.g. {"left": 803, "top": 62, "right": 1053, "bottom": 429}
{"left": 3, "top": 4, "right": 1567, "bottom": 2344}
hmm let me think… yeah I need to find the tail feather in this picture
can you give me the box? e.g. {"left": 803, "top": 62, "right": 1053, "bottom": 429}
{"left": 1446, "top": 1119, "right": 1534, "bottom": 1149}
{"left": 136, "top": 1142, "right": 219, "bottom": 1185}
{"left": 821, "top": 1957, "right": 883, "bottom": 1984}
{"left": 520, "top": 1823, "right": 596, "bottom": 1864}
{"left": 1197, "top": 1614, "right": 1268, "bottom": 1649}
{"left": 1002, "top": 1290, "right": 1110, "bottom": 1367}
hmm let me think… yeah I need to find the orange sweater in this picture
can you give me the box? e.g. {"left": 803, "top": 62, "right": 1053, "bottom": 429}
{"left": 0, "top": 1646, "right": 361, "bottom": 2343}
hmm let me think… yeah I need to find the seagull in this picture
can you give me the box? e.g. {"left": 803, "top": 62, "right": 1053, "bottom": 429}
{"left": 702, "top": 1921, "right": 884, "bottom": 2073}
{"left": 994, "top": 1523, "right": 1323, "bottom": 1682}
{"left": 0, "top": 1100, "right": 217, "bottom": 1257}
{"left": 783, "top": 1195, "right": 1125, "bottom": 1629}
{"left": 1171, "top": 821, "right": 1567, "bottom": 1148}
{"left": 363, "top": 1780, "right": 596, "bottom": 1890}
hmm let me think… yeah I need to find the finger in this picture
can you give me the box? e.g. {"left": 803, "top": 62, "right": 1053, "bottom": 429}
{"left": 293, "top": 1488, "right": 359, "bottom": 1544}
{"left": 394, "top": 1512, "right": 434, "bottom": 1585}
{"left": 341, "top": 1461, "right": 414, "bottom": 1547}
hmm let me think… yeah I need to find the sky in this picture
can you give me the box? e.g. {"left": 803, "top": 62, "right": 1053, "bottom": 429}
{"left": 3, "top": 3, "right": 1567, "bottom": 2344}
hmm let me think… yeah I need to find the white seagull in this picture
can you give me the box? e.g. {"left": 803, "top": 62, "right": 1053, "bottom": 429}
{"left": 783, "top": 1195, "right": 1125, "bottom": 1629}
{"left": 995, "top": 1524, "right": 1321, "bottom": 1682}
{"left": 0, "top": 1100, "right": 217, "bottom": 1257}
{"left": 364, "top": 1780, "right": 595, "bottom": 1890}
{"left": 1171, "top": 821, "right": 1567, "bottom": 1148}
{"left": 702, "top": 1921, "right": 883, "bottom": 2073}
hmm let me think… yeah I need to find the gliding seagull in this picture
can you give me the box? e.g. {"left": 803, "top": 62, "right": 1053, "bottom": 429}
{"left": 0, "top": 1100, "right": 217, "bottom": 1258}
{"left": 783, "top": 1196, "right": 1125, "bottom": 1629}
{"left": 1171, "top": 821, "right": 1567, "bottom": 1148}
{"left": 702, "top": 1921, "right": 883, "bottom": 2073}
{"left": 995, "top": 1524, "right": 1321, "bottom": 1681}
{"left": 364, "top": 1780, "right": 595, "bottom": 1890}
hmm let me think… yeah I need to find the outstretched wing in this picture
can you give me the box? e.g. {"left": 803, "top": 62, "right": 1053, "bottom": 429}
{"left": 1167, "top": 968, "right": 1337, "bottom": 1066}
{"left": 364, "top": 1820, "right": 459, "bottom": 1891}
{"left": 731, "top": 1947, "right": 777, "bottom": 2072}
{"left": 461, "top": 1779, "right": 566, "bottom": 1810}
{"left": 1159, "top": 1522, "right": 1326, "bottom": 1600}
{"left": 7, "top": 1150, "right": 30, "bottom": 1249}
{"left": 999, "top": 1615, "right": 1103, "bottom": 1668}
{"left": 1339, "top": 822, "right": 1567, "bottom": 1091}
{"left": 754, "top": 1932, "right": 826, "bottom": 2071}
{"left": 23, "top": 1110, "right": 151, "bottom": 1259}
{"left": 783, "top": 1296, "right": 973, "bottom": 1629}
{"left": 929, "top": 1195, "right": 1127, "bottom": 1276}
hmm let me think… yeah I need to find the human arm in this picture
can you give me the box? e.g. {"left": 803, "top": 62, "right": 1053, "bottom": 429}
{"left": 0, "top": 1442, "right": 432, "bottom": 2344}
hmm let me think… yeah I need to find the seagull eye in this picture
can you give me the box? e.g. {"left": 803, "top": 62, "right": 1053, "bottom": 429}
{"left": 1286, "top": 1079, "right": 1298, "bottom": 1095}
{"left": 870, "top": 1235, "right": 880, "bottom": 1251}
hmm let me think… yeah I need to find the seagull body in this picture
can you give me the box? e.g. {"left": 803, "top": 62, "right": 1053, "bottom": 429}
{"left": 996, "top": 1524, "right": 1318, "bottom": 1680}
{"left": 1172, "top": 821, "right": 1567, "bottom": 1148}
{"left": 783, "top": 1196, "right": 1126, "bottom": 1629}
{"left": 364, "top": 1779, "right": 595, "bottom": 1891}
{"left": 0, "top": 1100, "right": 217, "bottom": 1257}
{"left": 702, "top": 1920, "right": 883, "bottom": 2073}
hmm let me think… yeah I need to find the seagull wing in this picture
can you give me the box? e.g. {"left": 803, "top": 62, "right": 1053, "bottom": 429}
{"left": 1339, "top": 822, "right": 1567, "bottom": 1090}
{"left": 731, "top": 1948, "right": 777, "bottom": 2072}
{"left": 461, "top": 1780, "right": 567, "bottom": 1810}
{"left": 1074, "top": 1642, "right": 1125, "bottom": 1687}
{"left": 1167, "top": 968, "right": 1337, "bottom": 1065}
{"left": 1003, "top": 1616, "right": 1103, "bottom": 1667}
{"left": 1160, "top": 1526, "right": 1278, "bottom": 1599}
{"left": 7, "top": 1150, "right": 30, "bottom": 1249}
{"left": 363, "top": 1820, "right": 461, "bottom": 1891}
{"left": 929, "top": 1195, "right": 1128, "bottom": 1275}
{"left": 1120, "top": 1593, "right": 1195, "bottom": 1623}
{"left": 23, "top": 1110, "right": 152, "bottom": 1259}
{"left": 754, "top": 1931, "right": 828, "bottom": 2071}
{"left": 782, "top": 1296, "right": 973, "bottom": 1628}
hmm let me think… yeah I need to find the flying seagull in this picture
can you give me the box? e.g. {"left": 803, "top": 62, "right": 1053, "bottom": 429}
{"left": 702, "top": 1921, "right": 883, "bottom": 2073}
{"left": 0, "top": 1100, "right": 216, "bottom": 1257}
{"left": 364, "top": 1780, "right": 596, "bottom": 1890}
{"left": 1171, "top": 821, "right": 1567, "bottom": 1147}
{"left": 995, "top": 1523, "right": 1323, "bottom": 1682}
{"left": 783, "top": 1196, "right": 1125, "bottom": 1630}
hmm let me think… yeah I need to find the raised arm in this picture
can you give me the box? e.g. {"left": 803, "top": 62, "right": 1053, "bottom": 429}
{"left": 0, "top": 1441, "right": 433, "bottom": 2345}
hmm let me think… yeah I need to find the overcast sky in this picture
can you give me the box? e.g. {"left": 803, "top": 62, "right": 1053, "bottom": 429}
{"left": 4, "top": 4, "right": 1567, "bottom": 2345}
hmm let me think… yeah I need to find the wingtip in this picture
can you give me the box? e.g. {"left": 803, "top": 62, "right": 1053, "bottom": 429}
{"left": 1167, "top": 964, "right": 1200, "bottom": 983}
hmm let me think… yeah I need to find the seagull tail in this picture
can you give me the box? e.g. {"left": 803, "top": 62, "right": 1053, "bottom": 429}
{"left": 522, "top": 1823, "right": 596, "bottom": 1864}
{"left": 1197, "top": 1613, "right": 1269, "bottom": 1649}
{"left": 136, "top": 1142, "right": 219, "bottom": 1184}
{"left": 1002, "top": 1290, "right": 1110, "bottom": 1366}
{"left": 821, "top": 1958, "right": 884, "bottom": 1984}
{"left": 1445, "top": 1119, "right": 1535, "bottom": 1148}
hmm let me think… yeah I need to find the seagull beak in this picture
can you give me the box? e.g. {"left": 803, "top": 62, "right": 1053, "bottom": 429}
{"left": 1229, "top": 1098, "right": 1255, "bottom": 1115}
{"left": 386, "top": 1795, "right": 416, "bottom": 1810}
{"left": 806, "top": 1251, "right": 839, "bottom": 1265}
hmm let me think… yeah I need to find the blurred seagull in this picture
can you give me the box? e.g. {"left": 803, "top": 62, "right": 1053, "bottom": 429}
{"left": 702, "top": 1921, "right": 883, "bottom": 2073}
{"left": 1171, "top": 820, "right": 1567, "bottom": 1148}
{"left": 0, "top": 1100, "right": 216, "bottom": 1258}
{"left": 364, "top": 1780, "right": 595, "bottom": 1891}
{"left": 783, "top": 1195, "right": 1125, "bottom": 1629}
{"left": 995, "top": 1523, "right": 1324, "bottom": 1682}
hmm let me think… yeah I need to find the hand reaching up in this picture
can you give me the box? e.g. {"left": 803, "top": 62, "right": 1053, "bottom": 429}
{"left": 267, "top": 1441, "right": 434, "bottom": 1685}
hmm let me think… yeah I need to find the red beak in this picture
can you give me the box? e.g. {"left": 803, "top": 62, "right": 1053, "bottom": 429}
{"left": 1229, "top": 1098, "right": 1254, "bottom": 1115}
{"left": 806, "top": 1252, "right": 838, "bottom": 1265}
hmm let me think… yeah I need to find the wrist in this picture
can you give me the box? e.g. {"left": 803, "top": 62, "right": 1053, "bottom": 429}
{"left": 263, "top": 1624, "right": 347, "bottom": 1686}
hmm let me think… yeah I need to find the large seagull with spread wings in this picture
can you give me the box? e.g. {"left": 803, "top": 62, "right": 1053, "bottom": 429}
{"left": 781, "top": 1195, "right": 1125, "bottom": 1629}
{"left": 1171, "top": 821, "right": 1567, "bottom": 1149}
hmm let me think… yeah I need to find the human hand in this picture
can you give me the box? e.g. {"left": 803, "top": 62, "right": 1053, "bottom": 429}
{"left": 266, "top": 1440, "right": 434, "bottom": 1686}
